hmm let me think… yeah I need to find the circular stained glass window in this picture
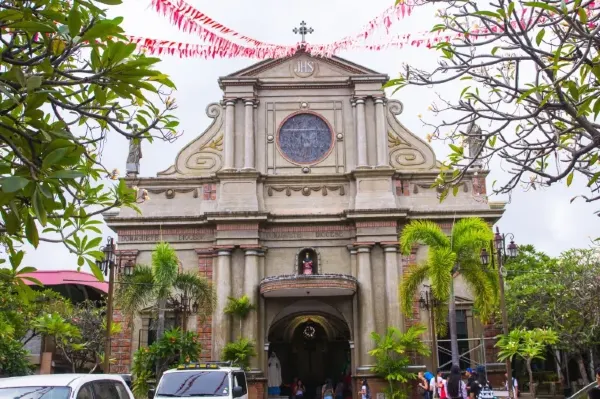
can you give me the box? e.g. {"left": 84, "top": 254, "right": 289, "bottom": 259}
{"left": 277, "top": 112, "right": 333, "bottom": 164}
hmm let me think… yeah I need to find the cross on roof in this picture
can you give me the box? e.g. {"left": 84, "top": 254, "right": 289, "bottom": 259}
{"left": 293, "top": 21, "right": 314, "bottom": 43}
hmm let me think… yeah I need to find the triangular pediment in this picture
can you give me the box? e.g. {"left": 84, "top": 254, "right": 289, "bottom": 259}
{"left": 225, "top": 51, "right": 385, "bottom": 79}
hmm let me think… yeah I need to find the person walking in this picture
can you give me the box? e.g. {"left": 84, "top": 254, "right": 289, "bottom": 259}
{"left": 445, "top": 365, "right": 467, "bottom": 399}
{"left": 469, "top": 366, "right": 494, "bottom": 399}
{"left": 323, "top": 379, "right": 335, "bottom": 399}
{"left": 418, "top": 372, "right": 430, "bottom": 399}
{"left": 360, "top": 380, "right": 371, "bottom": 399}
{"left": 295, "top": 379, "right": 306, "bottom": 399}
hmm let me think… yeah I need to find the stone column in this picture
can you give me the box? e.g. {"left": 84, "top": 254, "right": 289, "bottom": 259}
{"left": 374, "top": 97, "right": 389, "bottom": 168}
{"left": 355, "top": 98, "right": 368, "bottom": 168}
{"left": 243, "top": 99, "right": 255, "bottom": 170}
{"left": 383, "top": 243, "right": 401, "bottom": 329}
{"left": 356, "top": 244, "right": 375, "bottom": 366}
{"left": 213, "top": 247, "right": 232, "bottom": 359}
{"left": 223, "top": 100, "right": 236, "bottom": 170}
{"left": 243, "top": 247, "right": 260, "bottom": 370}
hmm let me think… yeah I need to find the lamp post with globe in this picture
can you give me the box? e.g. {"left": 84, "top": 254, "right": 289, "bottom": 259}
{"left": 479, "top": 227, "right": 518, "bottom": 398}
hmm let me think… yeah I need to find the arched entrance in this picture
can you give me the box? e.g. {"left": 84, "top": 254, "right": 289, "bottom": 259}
{"left": 268, "top": 309, "right": 351, "bottom": 399}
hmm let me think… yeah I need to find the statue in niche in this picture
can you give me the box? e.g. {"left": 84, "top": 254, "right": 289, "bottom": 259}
{"left": 302, "top": 252, "right": 314, "bottom": 275}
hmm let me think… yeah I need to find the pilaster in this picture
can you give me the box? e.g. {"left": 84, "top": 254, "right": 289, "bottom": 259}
{"left": 243, "top": 99, "right": 257, "bottom": 170}
{"left": 213, "top": 246, "right": 233, "bottom": 360}
{"left": 242, "top": 246, "right": 262, "bottom": 371}
{"left": 382, "top": 242, "right": 402, "bottom": 330}
{"left": 374, "top": 97, "right": 390, "bottom": 168}
{"left": 223, "top": 100, "right": 236, "bottom": 170}
{"left": 354, "top": 97, "right": 368, "bottom": 168}
{"left": 354, "top": 242, "right": 376, "bottom": 368}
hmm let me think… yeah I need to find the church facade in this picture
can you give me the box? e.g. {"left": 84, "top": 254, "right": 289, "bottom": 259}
{"left": 105, "top": 52, "right": 505, "bottom": 398}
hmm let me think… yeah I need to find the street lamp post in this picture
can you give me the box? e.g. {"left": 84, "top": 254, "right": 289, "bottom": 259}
{"left": 170, "top": 295, "right": 199, "bottom": 333}
{"left": 96, "top": 238, "right": 134, "bottom": 373}
{"left": 480, "top": 227, "right": 518, "bottom": 399}
{"left": 419, "top": 286, "right": 441, "bottom": 370}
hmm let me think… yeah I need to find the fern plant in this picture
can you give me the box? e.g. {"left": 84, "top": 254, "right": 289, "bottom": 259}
{"left": 224, "top": 295, "right": 256, "bottom": 338}
{"left": 369, "top": 324, "right": 431, "bottom": 399}
{"left": 222, "top": 338, "right": 257, "bottom": 370}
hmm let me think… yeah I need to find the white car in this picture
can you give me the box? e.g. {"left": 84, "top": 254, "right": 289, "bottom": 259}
{"left": 0, "top": 374, "right": 134, "bottom": 399}
{"left": 152, "top": 363, "right": 248, "bottom": 399}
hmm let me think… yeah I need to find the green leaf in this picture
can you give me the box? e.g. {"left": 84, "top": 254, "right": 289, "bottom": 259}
{"left": 26, "top": 76, "right": 43, "bottom": 92}
{"left": 32, "top": 189, "right": 48, "bottom": 226}
{"left": 566, "top": 171, "right": 574, "bottom": 187}
{"left": 535, "top": 29, "right": 545, "bottom": 46}
{"left": 94, "top": 0, "right": 123, "bottom": 4}
{"left": 81, "top": 20, "right": 122, "bottom": 42}
{"left": 9, "top": 251, "right": 24, "bottom": 268}
{"left": 25, "top": 215, "right": 39, "bottom": 248}
{"left": 49, "top": 170, "right": 85, "bottom": 179}
{"left": 524, "top": 2, "right": 559, "bottom": 12}
{"left": 2, "top": 209, "right": 19, "bottom": 234}
{"left": 473, "top": 10, "right": 502, "bottom": 18}
{"left": 89, "top": 261, "right": 105, "bottom": 282}
{"left": 489, "top": 135, "right": 497, "bottom": 148}
{"left": 9, "top": 21, "right": 57, "bottom": 33}
{"left": 68, "top": 4, "right": 82, "bottom": 37}
{"left": 42, "top": 148, "right": 69, "bottom": 169}
{"left": 578, "top": 8, "right": 588, "bottom": 23}
{"left": 449, "top": 144, "right": 464, "bottom": 155}
{"left": 1, "top": 176, "right": 29, "bottom": 193}
{"left": 452, "top": 185, "right": 459, "bottom": 197}
{"left": 592, "top": 98, "right": 600, "bottom": 119}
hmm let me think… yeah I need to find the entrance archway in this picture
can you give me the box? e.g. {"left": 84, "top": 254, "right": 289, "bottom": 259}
{"left": 268, "top": 310, "right": 351, "bottom": 399}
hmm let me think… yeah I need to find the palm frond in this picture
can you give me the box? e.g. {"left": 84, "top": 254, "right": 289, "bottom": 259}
{"left": 399, "top": 264, "right": 429, "bottom": 316}
{"left": 223, "top": 295, "right": 256, "bottom": 319}
{"left": 174, "top": 272, "right": 216, "bottom": 321}
{"left": 428, "top": 247, "right": 454, "bottom": 303}
{"left": 433, "top": 301, "right": 449, "bottom": 336}
{"left": 459, "top": 260, "right": 498, "bottom": 322}
{"left": 152, "top": 242, "right": 179, "bottom": 299}
{"left": 400, "top": 220, "right": 450, "bottom": 255}
{"left": 115, "top": 265, "right": 156, "bottom": 317}
{"left": 452, "top": 218, "right": 493, "bottom": 255}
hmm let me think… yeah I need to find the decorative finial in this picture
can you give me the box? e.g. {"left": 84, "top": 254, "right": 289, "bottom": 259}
{"left": 293, "top": 21, "right": 314, "bottom": 44}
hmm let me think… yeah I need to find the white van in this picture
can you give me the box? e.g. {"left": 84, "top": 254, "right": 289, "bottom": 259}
{"left": 151, "top": 363, "right": 248, "bottom": 399}
{"left": 0, "top": 374, "right": 134, "bottom": 399}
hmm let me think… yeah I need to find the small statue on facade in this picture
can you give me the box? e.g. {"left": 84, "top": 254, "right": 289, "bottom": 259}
{"left": 302, "top": 252, "right": 314, "bottom": 275}
{"left": 465, "top": 122, "right": 484, "bottom": 167}
{"left": 126, "top": 138, "right": 142, "bottom": 177}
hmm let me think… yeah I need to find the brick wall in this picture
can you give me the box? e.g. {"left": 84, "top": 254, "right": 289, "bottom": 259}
{"left": 110, "top": 250, "right": 139, "bottom": 373}
{"left": 196, "top": 249, "right": 214, "bottom": 361}
{"left": 248, "top": 379, "right": 266, "bottom": 399}
{"left": 111, "top": 309, "right": 133, "bottom": 373}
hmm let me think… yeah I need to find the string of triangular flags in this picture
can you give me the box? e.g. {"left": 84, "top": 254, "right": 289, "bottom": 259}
{"left": 129, "top": 0, "right": 599, "bottom": 59}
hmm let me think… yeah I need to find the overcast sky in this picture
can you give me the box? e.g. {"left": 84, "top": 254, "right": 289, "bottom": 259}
{"left": 21, "top": 0, "right": 599, "bottom": 271}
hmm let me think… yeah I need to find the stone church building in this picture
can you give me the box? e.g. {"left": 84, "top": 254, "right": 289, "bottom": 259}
{"left": 105, "top": 51, "right": 505, "bottom": 399}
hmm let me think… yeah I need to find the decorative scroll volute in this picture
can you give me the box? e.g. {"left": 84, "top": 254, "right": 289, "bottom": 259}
{"left": 158, "top": 103, "right": 224, "bottom": 177}
{"left": 386, "top": 99, "right": 437, "bottom": 171}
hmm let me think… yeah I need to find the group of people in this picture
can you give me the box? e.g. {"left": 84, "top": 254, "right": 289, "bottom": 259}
{"left": 291, "top": 375, "right": 354, "bottom": 399}
{"left": 417, "top": 366, "right": 516, "bottom": 399}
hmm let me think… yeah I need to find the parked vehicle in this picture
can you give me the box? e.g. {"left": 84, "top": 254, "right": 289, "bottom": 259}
{"left": 0, "top": 374, "right": 134, "bottom": 399}
{"left": 151, "top": 362, "right": 248, "bottom": 399}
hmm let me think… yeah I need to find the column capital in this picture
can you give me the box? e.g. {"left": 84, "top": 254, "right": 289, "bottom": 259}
{"left": 381, "top": 241, "right": 400, "bottom": 251}
{"left": 353, "top": 242, "right": 375, "bottom": 252}
{"left": 244, "top": 99, "right": 258, "bottom": 107}
{"left": 353, "top": 97, "right": 366, "bottom": 105}
{"left": 241, "top": 245, "right": 264, "bottom": 256}
{"left": 347, "top": 244, "right": 358, "bottom": 255}
{"left": 374, "top": 97, "right": 387, "bottom": 105}
{"left": 223, "top": 99, "right": 237, "bottom": 107}
{"left": 214, "top": 245, "right": 234, "bottom": 255}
